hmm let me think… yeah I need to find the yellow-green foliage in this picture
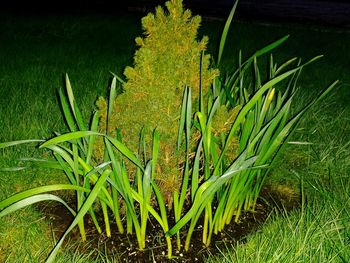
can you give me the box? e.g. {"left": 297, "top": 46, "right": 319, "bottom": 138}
{"left": 212, "top": 105, "right": 240, "bottom": 160}
{"left": 96, "top": 0, "right": 219, "bottom": 204}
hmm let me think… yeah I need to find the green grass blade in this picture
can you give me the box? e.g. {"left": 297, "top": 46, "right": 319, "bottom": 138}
{"left": 0, "top": 194, "right": 76, "bottom": 218}
{"left": 73, "top": 102, "right": 87, "bottom": 132}
{"left": 58, "top": 87, "right": 76, "bottom": 132}
{"left": 106, "top": 136, "right": 144, "bottom": 171}
{"left": 86, "top": 111, "right": 99, "bottom": 164}
{"left": 110, "top": 71, "right": 126, "bottom": 84}
{"left": 104, "top": 139, "right": 127, "bottom": 197}
{"left": 177, "top": 86, "right": 188, "bottom": 149}
{"left": 64, "top": 74, "right": 87, "bottom": 131}
{"left": 225, "top": 35, "right": 290, "bottom": 100}
{"left": 186, "top": 88, "right": 192, "bottom": 146}
{"left": 191, "top": 137, "right": 203, "bottom": 200}
{"left": 218, "top": 0, "right": 238, "bottom": 65}
{"left": 39, "top": 131, "right": 101, "bottom": 148}
{"left": 152, "top": 182, "right": 172, "bottom": 258}
{"left": 65, "top": 74, "right": 75, "bottom": 115}
{"left": 53, "top": 152, "right": 77, "bottom": 184}
{"left": 0, "top": 139, "right": 44, "bottom": 149}
{"left": 152, "top": 182, "right": 168, "bottom": 230}
{"left": 142, "top": 161, "right": 152, "bottom": 201}
{"left": 167, "top": 152, "right": 257, "bottom": 236}
{"left": 254, "top": 35, "right": 290, "bottom": 58}
{"left": 0, "top": 167, "right": 26, "bottom": 172}
{"left": 0, "top": 184, "right": 89, "bottom": 209}
{"left": 19, "top": 157, "right": 64, "bottom": 170}
{"left": 214, "top": 63, "right": 308, "bottom": 176}
{"left": 107, "top": 77, "right": 118, "bottom": 134}
{"left": 46, "top": 169, "right": 111, "bottom": 263}
{"left": 275, "top": 57, "right": 298, "bottom": 75}
{"left": 152, "top": 129, "right": 159, "bottom": 177}
{"left": 140, "top": 161, "right": 153, "bottom": 249}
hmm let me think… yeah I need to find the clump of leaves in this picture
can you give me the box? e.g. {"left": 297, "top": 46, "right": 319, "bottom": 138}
{"left": 0, "top": 0, "right": 339, "bottom": 261}
{"left": 96, "top": 0, "right": 219, "bottom": 204}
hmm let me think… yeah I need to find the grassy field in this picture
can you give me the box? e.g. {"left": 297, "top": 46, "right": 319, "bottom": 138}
{"left": 0, "top": 11, "right": 349, "bottom": 262}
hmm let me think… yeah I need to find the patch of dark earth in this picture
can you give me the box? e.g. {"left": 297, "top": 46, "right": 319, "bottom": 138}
{"left": 36, "top": 185, "right": 299, "bottom": 262}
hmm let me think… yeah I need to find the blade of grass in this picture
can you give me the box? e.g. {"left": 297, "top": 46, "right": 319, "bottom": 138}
{"left": 218, "top": 0, "right": 238, "bottom": 65}
{"left": 0, "top": 139, "right": 44, "bottom": 149}
{"left": 0, "top": 184, "right": 89, "bottom": 209}
{"left": 46, "top": 169, "right": 111, "bottom": 263}
{"left": 0, "top": 194, "right": 76, "bottom": 218}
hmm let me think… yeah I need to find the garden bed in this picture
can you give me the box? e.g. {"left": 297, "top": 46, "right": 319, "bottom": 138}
{"left": 38, "top": 185, "right": 299, "bottom": 262}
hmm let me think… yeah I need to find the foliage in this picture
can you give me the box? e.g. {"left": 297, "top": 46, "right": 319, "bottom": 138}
{"left": 207, "top": 127, "right": 350, "bottom": 263}
{"left": 96, "top": 0, "right": 219, "bottom": 204}
{"left": 0, "top": 0, "right": 338, "bottom": 262}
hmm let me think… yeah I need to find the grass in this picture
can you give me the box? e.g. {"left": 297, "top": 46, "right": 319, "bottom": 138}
{"left": 0, "top": 10, "right": 349, "bottom": 262}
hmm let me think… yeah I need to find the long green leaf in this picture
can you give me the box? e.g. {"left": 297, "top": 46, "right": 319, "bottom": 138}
{"left": 214, "top": 60, "right": 318, "bottom": 176}
{"left": 107, "top": 77, "right": 118, "bottom": 134}
{"left": 58, "top": 88, "right": 76, "bottom": 132}
{"left": 110, "top": 71, "right": 126, "bottom": 84}
{"left": 106, "top": 136, "right": 144, "bottom": 171}
{"left": 0, "top": 166, "right": 26, "bottom": 172}
{"left": 218, "top": 0, "right": 238, "bottom": 65}
{"left": 0, "top": 139, "right": 44, "bottom": 149}
{"left": 177, "top": 87, "right": 189, "bottom": 149}
{"left": 39, "top": 131, "right": 101, "bottom": 148}
{"left": 86, "top": 111, "right": 99, "bottom": 164}
{"left": 0, "top": 184, "right": 89, "bottom": 209}
{"left": 0, "top": 194, "right": 76, "bottom": 218}
{"left": 46, "top": 169, "right": 111, "bottom": 263}
{"left": 167, "top": 152, "right": 256, "bottom": 236}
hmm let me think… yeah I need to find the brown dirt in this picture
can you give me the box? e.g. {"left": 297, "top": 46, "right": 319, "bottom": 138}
{"left": 37, "top": 185, "right": 299, "bottom": 262}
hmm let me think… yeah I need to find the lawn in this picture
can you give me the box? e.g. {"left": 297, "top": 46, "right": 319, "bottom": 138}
{"left": 0, "top": 7, "right": 349, "bottom": 262}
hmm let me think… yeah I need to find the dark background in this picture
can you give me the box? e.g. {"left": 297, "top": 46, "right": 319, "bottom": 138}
{"left": 1, "top": 0, "right": 350, "bottom": 27}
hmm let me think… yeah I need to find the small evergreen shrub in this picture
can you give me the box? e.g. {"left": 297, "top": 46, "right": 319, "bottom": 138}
{"left": 96, "top": 0, "right": 219, "bottom": 204}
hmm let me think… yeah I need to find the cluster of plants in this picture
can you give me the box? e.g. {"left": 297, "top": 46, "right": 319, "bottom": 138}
{"left": 0, "top": 0, "right": 337, "bottom": 261}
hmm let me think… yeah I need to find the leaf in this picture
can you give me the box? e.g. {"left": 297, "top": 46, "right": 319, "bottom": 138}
{"left": 58, "top": 87, "right": 76, "bottom": 132}
{"left": 39, "top": 131, "right": 101, "bottom": 148}
{"left": 46, "top": 169, "right": 111, "bottom": 263}
{"left": 107, "top": 77, "right": 118, "bottom": 134}
{"left": 151, "top": 129, "right": 159, "bottom": 178}
{"left": 0, "top": 139, "right": 44, "bottom": 149}
{"left": 0, "top": 184, "right": 89, "bottom": 210}
{"left": 218, "top": 0, "right": 238, "bottom": 65}
{"left": 86, "top": 111, "right": 100, "bottom": 164}
{"left": 106, "top": 136, "right": 144, "bottom": 171}
{"left": 110, "top": 71, "right": 126, "bottom": 84}
{"left": 167, "top": 151, "right": 257, "bottom": 236}
{"left": 0, "top": 167, "right": 26, "bottom": 172}
{"left": 0, "top": 194, "right": 76, "bottom": 218}
{"left": 177, "top": 87, "right": 189, "bottom": 149}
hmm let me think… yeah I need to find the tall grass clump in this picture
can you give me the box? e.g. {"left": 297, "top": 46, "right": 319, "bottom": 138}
{"left": 0, "top": 0, "right": 338, "bottom": 261}
{"left": 206, "top": 111, "right": 350, "bottom": 262}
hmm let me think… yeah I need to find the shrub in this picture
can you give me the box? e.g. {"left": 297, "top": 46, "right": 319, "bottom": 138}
{"left": 96, "top": 0, "right": 219, "bottom": 205}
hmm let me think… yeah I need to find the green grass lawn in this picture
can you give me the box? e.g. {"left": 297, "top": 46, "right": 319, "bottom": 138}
{"left": 0, "top": 11, "right": 349, "bottom": 262}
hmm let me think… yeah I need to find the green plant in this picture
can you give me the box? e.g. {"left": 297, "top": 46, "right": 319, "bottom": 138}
{"left": 96, "top": 0, "right": 219, "bottom": 206}
{"left": 0, "top": 76, "right": 173, "bottom": 260}
{"left": 0, "top": 0, "right": 338, "bottom": 261}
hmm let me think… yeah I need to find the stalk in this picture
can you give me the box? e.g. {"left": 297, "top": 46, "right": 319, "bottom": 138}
{"left": 110, "top": 176, "right": 124, "bottom": 233}
{"left": 101, "top": 201, "right": 111, "bottom": 237}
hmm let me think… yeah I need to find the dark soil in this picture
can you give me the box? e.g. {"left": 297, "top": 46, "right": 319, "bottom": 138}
{"left": 37, "top": 185, "right": 299, "bottom": 262}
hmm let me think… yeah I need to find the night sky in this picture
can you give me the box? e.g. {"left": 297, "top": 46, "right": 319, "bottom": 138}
{"left": 1, "top": 0, "right": 350, "bottom": 27}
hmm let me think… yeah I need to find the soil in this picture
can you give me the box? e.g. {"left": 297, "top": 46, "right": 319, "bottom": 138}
{"left": 37, "top": 185, "right": 299, "bottom": 262}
